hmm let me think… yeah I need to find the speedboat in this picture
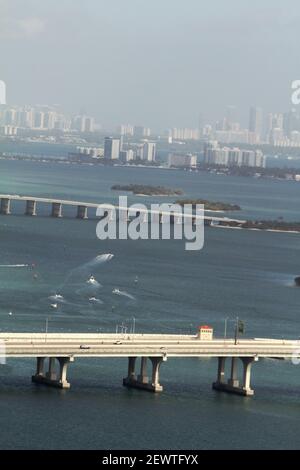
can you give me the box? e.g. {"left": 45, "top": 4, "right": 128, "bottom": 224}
{"left": 51, "top": 303, "right": 58, "bottom": 309}
{"left": 112, "top": 288, "right": 121, "bottom": 295}
{"left": 87, "top": 275, "right": 97, "bottom": 285}
{"left": 53, "top": 294, "right": 64, "bottom": 300}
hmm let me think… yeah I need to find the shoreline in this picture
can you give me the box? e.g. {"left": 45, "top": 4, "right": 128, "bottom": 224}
{"left": 213, "top": 225, "right": 300, "bottom": 234}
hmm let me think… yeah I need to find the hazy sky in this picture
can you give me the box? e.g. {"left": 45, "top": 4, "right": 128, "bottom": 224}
{"left": 0, "top": 0, "right": 299, "bottom": 129}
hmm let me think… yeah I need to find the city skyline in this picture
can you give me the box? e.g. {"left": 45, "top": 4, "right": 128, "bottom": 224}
{"left": 0, "top": 79, "right": 297, "bottom": 134}
{"left": 2, "top": 91, "right": 300, "bottom": 148}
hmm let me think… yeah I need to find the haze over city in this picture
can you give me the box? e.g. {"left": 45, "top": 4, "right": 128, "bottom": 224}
{"left": 1, "top": 0, "right": 300, "bottom": 129}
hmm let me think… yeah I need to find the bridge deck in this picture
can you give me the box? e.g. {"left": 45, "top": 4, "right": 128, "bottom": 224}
{"left": 0, "top": 334, "right": 297, "bottom": 359}
{"left": 0, "top": 194, "right": 246, "bottom": 223}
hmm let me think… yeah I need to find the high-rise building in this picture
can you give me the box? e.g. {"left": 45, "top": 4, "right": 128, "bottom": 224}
{"left": 168, "top": 153, "right": 197, "bottom": 168}
{"left": 134, "top": 126, "right": 151, "bottom": 138}
{"left": 169, "top": 128, "right": 199, "bottom": 140}
{"left": 18, "top": 109, "right": 34, "bottom": 128}
{"left": 4, "top": 109, "right": 17, "bottom": 126}
{"left": 119, "top": 149, "right": 134, "bottom": 162}
{"left": 34, "top": 112, "right": 45, "bottom": 129}
{"left": 141, "top": 142, "right": 156, "bottom": 162}
{"left": 72, "top": 115, "right": 95, "bottom": 133}
{"left": 0, "top": 81, "right": 6, "bottom": 105}
{"left": 118, "top": 124, "right": 134, "bottom": 136}
{"left": 43, "top": 112, "right": 56, "bottom": 130}
{"left": 0, "top": 125, "right": 17, "bottom": 136}
{"left": 104, "top": 137, "right": 120, "bottom": 160}
{"left": 84, "top": 117, "right": 95, "bottom": 133}
{"left": 204, "top": 141, "right": 265, "bottom": 168}
{"left": 249, "top": 106, "right": 263, "bottom": 140}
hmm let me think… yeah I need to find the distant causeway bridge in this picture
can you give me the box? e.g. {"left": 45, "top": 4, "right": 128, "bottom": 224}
{"left": 0, "top": 194, "right": 245, "bottom": 224}
{"left": 0, "top": 333, "right": 299, "bottom": 396}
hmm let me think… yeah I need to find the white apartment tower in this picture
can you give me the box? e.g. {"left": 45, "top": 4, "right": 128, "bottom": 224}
{"left": 104, "top": 137, "right": 120, "bottom": 160}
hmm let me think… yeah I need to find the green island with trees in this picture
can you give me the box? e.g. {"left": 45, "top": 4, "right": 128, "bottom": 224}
{"left": 175, "top": 199, "right": 241, "bottom": 211}
{"left": 111, "top": 184, "right": 184, "bottom": 196}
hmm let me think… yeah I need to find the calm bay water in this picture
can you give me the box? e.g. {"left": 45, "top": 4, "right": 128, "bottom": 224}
{"left": 0, "top": 160, "right": 299, "bottom": 449}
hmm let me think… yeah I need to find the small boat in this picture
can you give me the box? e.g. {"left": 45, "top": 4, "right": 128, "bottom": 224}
{"left": 51, "top": 303, "right": 58, "bottom": 309}
{"left": 112, "top": 288, "right": 121, "bottom": 295}
{"left": 53, "top": 294, "right": 64, "bottom": 300}
{"left": 87, "top": 275, "right": 97, "bottom": 285}
{"left": 295, "top": 276, "right": 300, "bottom": 287}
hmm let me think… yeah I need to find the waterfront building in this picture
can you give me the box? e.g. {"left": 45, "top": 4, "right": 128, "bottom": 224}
{"left": 104, "top": 137, "right": 120, "bottom": 160}
{"left": 168, "top": 153, "right": 197, "bottom": 168}
{"left": 141, "top": 142, "right": 156, "bottom": 162}
{"left": 119, "top": 149, "right": 134, "bottom": 162}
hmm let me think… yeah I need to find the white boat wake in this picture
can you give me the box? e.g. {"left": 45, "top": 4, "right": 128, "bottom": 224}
{"left": 112, "top": 288, "right": 136, "bottom": 301}
{"left": 89, "top": 297, "right": 104, "bottom": 305}
{"left": 0, "top": 264, "right": 30, "bottom": 268}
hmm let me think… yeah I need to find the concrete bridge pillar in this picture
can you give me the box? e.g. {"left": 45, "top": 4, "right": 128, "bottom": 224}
{"left": 216, "top": 357, "right": 226, "bottom": 384}
{"left": 32, "top": 357, "right": 73, "bottom": 389}
{"left": 51, "top": 202, "right": 63, "bottom": 218}
{"left": 138, "top": 357, "right": 149, "bottom": 384}
{"left": 0, "top": 198, "right": 11, "bottom": 215}
{"left": 241, "top": 357, "right": 254, "bottom": 395}
{"left": 46, "top": 357, "right": 57, "bottom": 381}
{"left": 57, "top": 357, "right": 72, "bottom": 388}
{"left": 150, "top": 357, "right": 164, "bottom": 392}
{"left": 25, "top": 200, "right": 37, "bottom": 216}
{"left": 213, "top": 356, "right": 255, "bottom": 396}
{"left": 35, "top": 357, "right": 46, "bottom": 377}
{"left": 77, "top": 205, "right": 88, "bottom": 219}
{"left": 228, "top": 357, "right": 239, "bottom": 388}
{"left": 127, "top": 357, "right": 137, "bottom": 381}
{"left": 123, "top": 356, "right": 165, "bottom": 393}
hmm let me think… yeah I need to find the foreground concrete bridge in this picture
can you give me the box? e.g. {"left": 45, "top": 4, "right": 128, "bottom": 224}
{"left": 0, "top": 333, "right": 298, "bottom": 396}
{"left": 0, "top": 194, "right": 245, "bottom": 225}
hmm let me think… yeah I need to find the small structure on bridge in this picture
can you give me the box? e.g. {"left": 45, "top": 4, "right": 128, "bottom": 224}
{"left": 198, "top": 325, "right": 213, "bottom": 341}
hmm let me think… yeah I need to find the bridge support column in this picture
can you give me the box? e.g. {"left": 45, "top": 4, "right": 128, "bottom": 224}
{"left": 150, "top": 357, "right": 164, "bottom": 392}
{"left": 25, "top": 200, "right": 37, "bottom": 216}
{"left": 215, "top": 357, "right": 226, "bottom": 384}
{"left": 213, "top": 357, "right": 255, "bottom": 396}
{"left": 35, "top": 357, "right": 46, "bottom": 377}
{"left": 0, "top": 198, "right": 11, "bottom": 215}
{"left": 138, "top": 357, "right": 149, "bottom": 384}
{"left": 51, "top": 202, "right": 63, "bottom": 218}
{"left": 128, "top": 357, "right": 137, "bottom": 380}
{"left": 241, "top": 358, "right": 254, "bottom": 396}
{"left": 123, "top": 356, "right": 164, "bottom": 392}
{"left": 228, "top": 357, "right": 239, "bottom": 388}
{"left": 77, "top": 205, "right": 88, "bottom": 219}
{"left": 32, "top": 357, "right": 73, "bottom": 389}
{"left": 46, "top": 357, "right": 57, "bottom": 381}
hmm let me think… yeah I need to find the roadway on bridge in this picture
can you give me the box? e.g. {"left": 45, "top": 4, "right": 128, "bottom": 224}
{"left": 0, "top": 334, "right": 298, "bottom": 359}
{"left": 0, "top": 194, "right": 246, "bottom": 223}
